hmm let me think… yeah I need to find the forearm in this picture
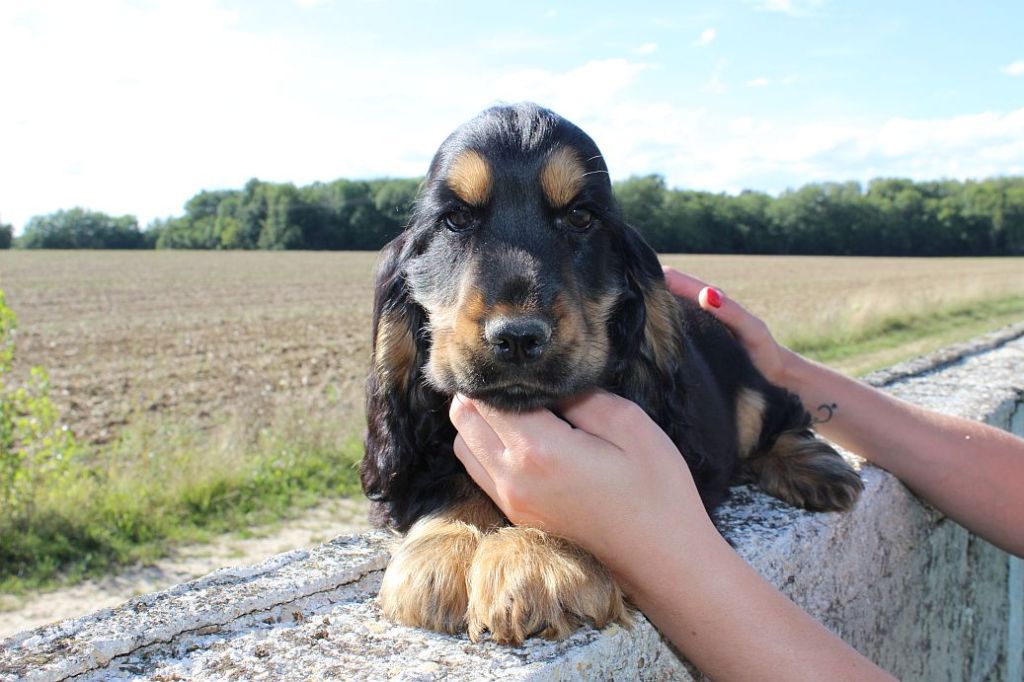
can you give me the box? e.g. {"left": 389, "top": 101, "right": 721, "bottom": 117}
{"left": 781, "top": 349, "right": 1024, "bottom": 556}
{"left": 613, "top": 526, "right": 893, "bottom": 681}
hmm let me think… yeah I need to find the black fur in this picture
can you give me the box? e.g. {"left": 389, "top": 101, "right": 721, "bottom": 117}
{"left": 362, "top": 103, "right": 854, "bottom": 532}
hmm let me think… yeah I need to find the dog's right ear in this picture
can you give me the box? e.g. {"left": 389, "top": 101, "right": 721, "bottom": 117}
{"left": 361, "top": 235, "right": 424, "bottom": 510}
{"left": 362, "top": 232, "right": 462, "bottom": 531}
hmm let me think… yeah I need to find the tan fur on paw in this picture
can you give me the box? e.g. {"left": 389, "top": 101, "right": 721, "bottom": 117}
{"left": 751, "top": 432, "right": 864, "bottom": 511}
{"left": 466, "top": 527, "right": 629, "bottom": 645}
{"left": 378, "top": 515, "right": 483, "bottom": 634}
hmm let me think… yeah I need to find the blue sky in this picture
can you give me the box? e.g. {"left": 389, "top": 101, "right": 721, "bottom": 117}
{"left": 2, "top": 0, "right": 1023, "bottom": 232}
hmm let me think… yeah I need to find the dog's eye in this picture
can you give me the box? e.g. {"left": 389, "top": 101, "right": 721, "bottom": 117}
{"left": 443, "top": 209, "right": 474, "bottom": 232}
{"left": 566, "top": 208, "right": 594, "bottom": 231}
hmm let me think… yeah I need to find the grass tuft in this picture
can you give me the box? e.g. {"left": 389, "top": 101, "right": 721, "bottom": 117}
{"left": 0, "top": 405, "right": 364, "bottom": 593}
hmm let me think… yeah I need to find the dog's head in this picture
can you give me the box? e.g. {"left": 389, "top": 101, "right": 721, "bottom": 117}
{"left": 376, "top": 103, "right": 676, "bottom": 412}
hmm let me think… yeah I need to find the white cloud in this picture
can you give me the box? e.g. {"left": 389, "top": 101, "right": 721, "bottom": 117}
{"left": 746, "top": 0, "right": 823, "bottom": 17}
{"left": 1003, "top": 60, "right": 1024, "bottom": 76}
{"left": 492, "top": 59, "right": 650, "bottom": 119}
{"left": 693, "top": 28, "right": 717, "bottom": 47}
{"left": 0, "top": 10, "right": 658, "bottom": 230}
{"left": 655, "top": 107, "right": 1024, "bottom": 194}
{"left": 874, "top": 110, "right": 1024, "bottom": 160}
{"left": 634, "top": 42, "right": 659, "bottom": 55}
{"left": 746, "top": 77, "right": 772, "bottom": 87}
{"left": 703, "top": 61, "right": 729, "bottom": 94}
{"left": 0, "top": 0, "right": 290, "bottom": 227}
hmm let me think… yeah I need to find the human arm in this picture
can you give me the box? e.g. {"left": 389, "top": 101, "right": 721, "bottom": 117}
{"left": 450, "top": 393, "right": 893, "bottom": 681}
{"left": 663, "top": 267, "right": 1024, "bottom": 557}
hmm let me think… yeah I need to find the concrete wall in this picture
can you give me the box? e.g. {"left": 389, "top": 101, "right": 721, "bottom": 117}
{"left": 2, "top": 326, "right": 1023, "bottom": 682}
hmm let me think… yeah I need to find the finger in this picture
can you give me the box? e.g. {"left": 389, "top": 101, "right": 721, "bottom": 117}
{"left": 559, "top": 390, "right": 629, "bottom": 435}
{"left": 662, "top": 266, "right": 712, "bottom": 300}
{"left": 468, "top": 399, "right": 572, "bottom": 449}
{"left": 695, "top": 285, "right": 771, "bottom": 349}
{"left": 663, "top": 263, "right": 756, "bottom": 336}
{"left": 449, "top": 394, "right": 507, "bottom": 468}
{"left": 662, "top": 266, "right": 729, "bottom": 316}
{"left": 559, "top": 390, "right": 669, "bottom": 454}
{"left": 661, "top": 266, "right": 731, "bottom": 316}
{"left": 453, "top": 433, "right": 499, "bottom": 502}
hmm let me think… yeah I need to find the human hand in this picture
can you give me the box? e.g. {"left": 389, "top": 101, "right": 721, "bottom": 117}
{"left": 662, "top": 266, "right": 790, "bottom": 386}
{"left": 449, "top": 390, "right": 717, "bottom": 578}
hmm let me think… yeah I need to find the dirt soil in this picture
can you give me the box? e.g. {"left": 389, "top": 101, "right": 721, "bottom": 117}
{"left": 0, "top": 250, "right": 380, "bottom": 444}
{"left": 0, "top": 497, "right": 373, "bottom": 639}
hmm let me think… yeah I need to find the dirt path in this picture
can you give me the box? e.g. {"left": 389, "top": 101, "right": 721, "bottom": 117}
{"left": 0, "top": 498, "right": 373, "bottom": 639}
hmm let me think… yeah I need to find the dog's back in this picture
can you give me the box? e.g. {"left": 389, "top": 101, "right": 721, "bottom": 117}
{"left": 660, "top": 293, "right": 862, "bottom": 512}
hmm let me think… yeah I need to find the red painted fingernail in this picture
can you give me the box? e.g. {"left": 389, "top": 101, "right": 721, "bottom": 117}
{"left": 704, "top": 287, "right": 722, "bottom": 308}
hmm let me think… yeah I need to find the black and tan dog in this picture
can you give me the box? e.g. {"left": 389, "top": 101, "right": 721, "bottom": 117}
{"left": 362, "top": 102, "right": 862, "bottom": 644}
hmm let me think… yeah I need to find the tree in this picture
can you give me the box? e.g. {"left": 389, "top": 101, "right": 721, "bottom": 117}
{"left": 615, "top": 175, "right": 671, "bottom": 250}
{"left": 234, "top": 178, "right": 270, "bottom": 249}
{"left": 258, "top": 184, "right": 304, "bottom": 249}
{"left": 371, "top": 177, "right": 421, "bottom": 239}
{"left": 0, "top": 223, "right": 11, "bottom": 249}
{"left": 20, "top": 208, "right": 147, "bottom": 249}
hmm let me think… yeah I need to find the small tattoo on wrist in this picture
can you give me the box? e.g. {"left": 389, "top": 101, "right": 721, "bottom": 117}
{"left": 813, "top": 403, "right": 838, "bottom": 424}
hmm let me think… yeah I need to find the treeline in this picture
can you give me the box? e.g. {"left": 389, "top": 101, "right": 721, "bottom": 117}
{"left": 615, "top": 176, "right": 1024, "bottom": 256}
{"left": 148, "top": 178, "right": 421, "bottom": 250}
{"left": 9, "top": 175, "right": 1024, "bottom": 255}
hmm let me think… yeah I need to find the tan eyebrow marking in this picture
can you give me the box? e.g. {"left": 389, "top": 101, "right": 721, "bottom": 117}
{"left": 446, "top": 149, "right": 492, "bottom": 207}
{"left": 540, "top": 146, "right": 585, "bottom": 208}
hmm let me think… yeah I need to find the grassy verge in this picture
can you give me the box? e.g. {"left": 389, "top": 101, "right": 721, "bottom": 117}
{"left": 784, "top": 295, "right": 1024, "bottom": 376}
{"left": 0, "top": 407, "right": 363, "bottom": 593}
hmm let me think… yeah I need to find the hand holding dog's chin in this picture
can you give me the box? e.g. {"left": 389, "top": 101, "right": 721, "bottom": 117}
{"left": 449, "top": 391, "right": 720, "bottom": 586}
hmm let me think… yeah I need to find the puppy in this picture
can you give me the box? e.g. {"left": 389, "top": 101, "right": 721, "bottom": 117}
{"left": 362, "top": 102, "right": 862, "bottom": 644}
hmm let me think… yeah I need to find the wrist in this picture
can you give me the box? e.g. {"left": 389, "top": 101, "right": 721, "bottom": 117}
{"left": 604, "top": 514, "right": 726, "bottom": 605}
{"left": 776, "top": 346, "right": 810, "bottom": 395}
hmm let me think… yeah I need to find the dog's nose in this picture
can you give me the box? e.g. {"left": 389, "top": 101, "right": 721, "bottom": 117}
{"left": 484, "top": 317, "right": 552, "bottom": 364}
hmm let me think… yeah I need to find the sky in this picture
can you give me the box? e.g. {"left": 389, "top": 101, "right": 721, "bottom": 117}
{"left": 2, "top": 0, "right": 1023, "bottom": 232}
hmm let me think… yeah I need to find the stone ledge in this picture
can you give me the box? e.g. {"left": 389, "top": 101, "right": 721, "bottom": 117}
{"left": 861, "top": 320, "right": 1024, "bottom": 390}
{"left": 3, "top": 331, "right": 1023, "bottom": 681}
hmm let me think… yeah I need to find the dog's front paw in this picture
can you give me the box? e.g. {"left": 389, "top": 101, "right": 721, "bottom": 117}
{"left": 378, "top": 515, "right": 482, "bottom": 634}
{"left": 466, "top": 527, "right": 628, "bottom": 645}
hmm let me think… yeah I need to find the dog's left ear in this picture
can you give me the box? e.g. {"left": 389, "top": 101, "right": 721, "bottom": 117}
{"left": 608, "top": 222, "right": 680, "bottom": 377}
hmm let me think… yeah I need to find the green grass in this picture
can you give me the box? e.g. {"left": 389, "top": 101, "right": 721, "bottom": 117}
{"left": 0, "top": 408, "right": 364, "bottom": 593}
{"left": 785, "top": 294, "right": 1024, "bottom": 375}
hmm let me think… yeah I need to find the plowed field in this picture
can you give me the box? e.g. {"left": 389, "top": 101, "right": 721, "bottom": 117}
{"left": 1, "top": 250, "right": 1022, "bottom": 444}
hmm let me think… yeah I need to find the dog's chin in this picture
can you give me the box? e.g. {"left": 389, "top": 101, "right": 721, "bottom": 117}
{"left": 434, "top": 357, "right": 604, "bottom": 412}
{"left": 463, "top": 383, "right": 570, "bottom": 412}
